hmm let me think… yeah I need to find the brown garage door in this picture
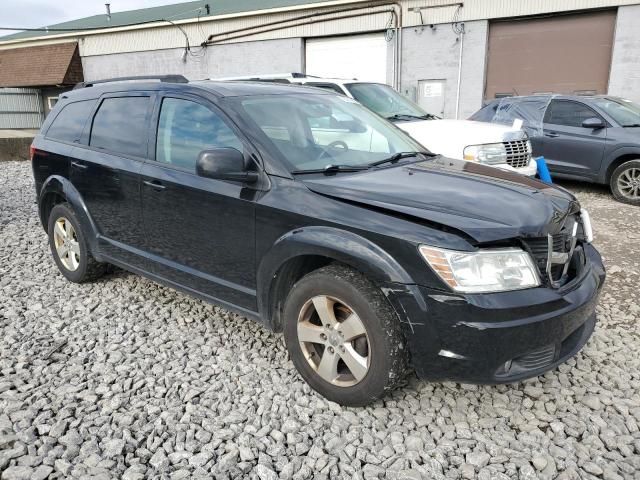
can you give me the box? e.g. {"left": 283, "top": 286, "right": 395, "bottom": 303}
{"left": 485, "top": 10, "right": 616, "bottom": 100}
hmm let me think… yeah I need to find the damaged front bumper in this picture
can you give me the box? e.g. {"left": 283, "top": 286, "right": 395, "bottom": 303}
{"left": 383, "top": 243, "right": 605, "bottom": 383}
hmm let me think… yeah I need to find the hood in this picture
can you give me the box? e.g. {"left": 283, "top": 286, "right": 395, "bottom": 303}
{"left": 396, "top": 119, "right": 526, "bottom": 160}
{"left": 303, "top": 157, "right": 578, "bottom": 244}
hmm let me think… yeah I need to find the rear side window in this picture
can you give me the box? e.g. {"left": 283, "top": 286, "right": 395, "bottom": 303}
{"left": 155, "top": 97, "right": 243, "bottom": 170}
{"left": 90, "top": 97, "right": 150, "bottom": 157}
{"left": 544, "top": 100, "right": 600, "bottom": 128}
{"left": 46, "top": 100, "right": 95, "bottom": 143}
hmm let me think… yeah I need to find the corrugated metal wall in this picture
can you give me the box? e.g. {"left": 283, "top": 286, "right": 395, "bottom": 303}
{"left": 2, "top": 0, "right": 638, "bottom": 56}
{"left": 0, "top": 88, "right": 43, "bottom": 129}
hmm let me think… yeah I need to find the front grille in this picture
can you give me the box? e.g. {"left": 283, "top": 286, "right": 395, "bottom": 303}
{"left": 524, "top": 229, "right": 575, "bottom": 285}
{"left": 503, "top": 140, "right": 531, "bottom": 169}
{"left": 515, "top": 344, "right": 556, "bottom": 370}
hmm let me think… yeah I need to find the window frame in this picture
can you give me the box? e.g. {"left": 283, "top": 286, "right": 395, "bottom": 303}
{"left": 543, "top": 99, "right": 606, "bottom": 128}
{"left": 83, "top": 91, "right": 154, "bottom": 161}
{"left": 148, "top": 93, "right": 252, "bottom": 175}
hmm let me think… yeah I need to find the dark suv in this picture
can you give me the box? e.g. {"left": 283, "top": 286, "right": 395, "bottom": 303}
{"left": 31, "top": 76, "right": 605, "bottom": 406}
{"left": 472, "top": 95, "right": 640, "bottom": 205}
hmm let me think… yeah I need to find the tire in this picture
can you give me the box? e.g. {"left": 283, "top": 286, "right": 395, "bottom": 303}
{"left": 283, "top": 264, "right": 407, "bottom": 406}
{"left": 611, "top": 160, "right": 640, "bottom": 205}
{"left": 47, "top": 203, "right": 107, "bottom": 283}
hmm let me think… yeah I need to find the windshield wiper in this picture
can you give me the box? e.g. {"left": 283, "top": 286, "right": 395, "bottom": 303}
{"left": 386, "top": 113, "right": 437, "bottom": 121}
{"left": 622, "top": 123, "right": 640, "bottom": 127}
{"left": 291, "top": 164, "right": 370, "bottom": 175}
{"left": 369, "top": 151, "right": 434, "bottom": 167}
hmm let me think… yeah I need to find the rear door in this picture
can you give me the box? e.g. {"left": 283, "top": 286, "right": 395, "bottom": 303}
{"left": 71, "top": 92, "right": 151, "bottom": 265}
{"left": 539, "top": 99, "right": 607, "bottom": 178}
{"left": 140, "top": 94, "right": 257, "bottom": 311}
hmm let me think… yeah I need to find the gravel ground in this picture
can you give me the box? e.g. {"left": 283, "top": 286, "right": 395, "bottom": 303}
{"left": 1, "top": 160, "right": 639, "bottom": 480}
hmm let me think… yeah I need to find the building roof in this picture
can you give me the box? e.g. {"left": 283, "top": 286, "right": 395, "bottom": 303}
{"left": 0, "top": 42, "right": 83, "bottom": 87}
{"left": 0, "top": 0, "right": 337, "bottom": 42}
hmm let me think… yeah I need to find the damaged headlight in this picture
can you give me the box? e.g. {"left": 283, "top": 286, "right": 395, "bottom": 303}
{"left": 419, "top": 246, "right": 541, "bottom": 293}
{"left": 463, "top": 143, "right": 507, "bottom": 165}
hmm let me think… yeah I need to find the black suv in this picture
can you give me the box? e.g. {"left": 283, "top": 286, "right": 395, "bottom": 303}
{"left": 472, "top": 95, "right": 640, "bottom": 205}
{"left": 32, "top": 76, "right": 605, "bottom": 406}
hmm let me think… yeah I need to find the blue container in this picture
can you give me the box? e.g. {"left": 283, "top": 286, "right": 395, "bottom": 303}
{"left": 535, "top": 156, "right": 552, "bottom": 183}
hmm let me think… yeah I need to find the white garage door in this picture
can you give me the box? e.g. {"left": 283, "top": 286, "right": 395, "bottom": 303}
{"left": 305, "top": 33, "right": 388, "bottom": 84}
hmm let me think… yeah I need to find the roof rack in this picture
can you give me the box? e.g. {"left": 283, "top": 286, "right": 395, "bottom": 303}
{"left": 74, "top": 75, "right": 189, "bottom": 89}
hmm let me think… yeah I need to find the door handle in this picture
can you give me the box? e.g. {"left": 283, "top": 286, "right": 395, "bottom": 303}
{"left": 544, "top": 132, "right": 559, "bottom": 138}
{"left": 143, "top": 179, "right": 166, "bottom": 191}
{"left": 70, "top": 161, "right": 88, "bottom": 170}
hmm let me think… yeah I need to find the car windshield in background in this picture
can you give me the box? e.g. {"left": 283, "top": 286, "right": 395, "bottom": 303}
{"left": 239, "top": 93, "right": 426, "bottom": 172}
{"left": 592, "top": 97, "right": 640, "bottom": 127}
{"left": 345, "top": 83, "right": 438, "bottom": 121}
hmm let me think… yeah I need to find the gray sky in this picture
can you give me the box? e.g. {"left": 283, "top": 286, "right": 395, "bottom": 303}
{"left": 1, "top": 0, "right": 182, "bottom": 35}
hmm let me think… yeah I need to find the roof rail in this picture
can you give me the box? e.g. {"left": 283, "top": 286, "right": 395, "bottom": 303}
{"left": 74, "top": 74, "right": 189, "bottom": 89}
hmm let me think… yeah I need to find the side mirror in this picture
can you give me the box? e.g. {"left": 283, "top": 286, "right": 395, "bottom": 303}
{"left": 582, "top": 117, "right": 605, "bottom": 129}
{"left": 196, "top": 148, "right": 258, "bottom": 183}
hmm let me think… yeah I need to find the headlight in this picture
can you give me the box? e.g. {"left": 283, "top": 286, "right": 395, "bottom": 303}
{"left": 463, "top": 143, "right": 507, "bottom": 165}
{"left": 419, "top": 245, "right": 541, "bottom": 293}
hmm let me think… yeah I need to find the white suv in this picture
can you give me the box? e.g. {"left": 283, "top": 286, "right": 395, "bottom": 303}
{"left": 217, "top": 74, "right": 536, "bottom": 177}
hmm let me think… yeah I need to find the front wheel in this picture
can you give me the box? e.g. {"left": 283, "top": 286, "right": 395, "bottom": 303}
{"left": 283, "top": 264, "right": 407, "bottom": 406}
{"left": 611, "top": 160, "right": 640, "bottom": 205}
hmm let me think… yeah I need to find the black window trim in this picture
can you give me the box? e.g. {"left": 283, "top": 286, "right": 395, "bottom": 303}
{"left": 543, "top": 99, "right": 608, "bottom": 128}
{"left": 147, "top": 92, "right": 260, "bottom": 176}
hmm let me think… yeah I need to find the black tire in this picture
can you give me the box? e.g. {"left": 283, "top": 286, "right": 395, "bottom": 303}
{"left": 283, "top": 264, "right": 407, "bottom": 406}
{"left": 47, "top": 203, "right": 107, "bottom": 283}
{"left": 611, "top": 159, "right": 640, "bottom": 205}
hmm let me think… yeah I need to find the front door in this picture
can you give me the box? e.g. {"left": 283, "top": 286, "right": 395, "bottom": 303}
{"left": 71, "top": 93, "right": 151, "bottom": 266}
{"left": 539, "top": 99, "right": 607, "bottom": 178}
{"left": 140, "top": 95, "right": 257, "bottom": 311}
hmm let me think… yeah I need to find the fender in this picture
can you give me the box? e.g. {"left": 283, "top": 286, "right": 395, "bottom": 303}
{"left": 256, "top": 225, "right": 416, "bottom": 328}
{"left": 599, "top": 146, "right": 640, "bottom": 183}
{"left": 39, "top": 175, "right": 103, "bottom": 261}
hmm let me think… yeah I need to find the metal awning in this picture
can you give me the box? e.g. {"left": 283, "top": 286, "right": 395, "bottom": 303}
{"left": 0, "top": 42, "right": 83, "bottom": 88}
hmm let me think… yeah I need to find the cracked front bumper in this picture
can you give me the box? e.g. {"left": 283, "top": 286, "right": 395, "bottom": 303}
{"left": 384, "top": 243, "right": 605, "bottom": 383}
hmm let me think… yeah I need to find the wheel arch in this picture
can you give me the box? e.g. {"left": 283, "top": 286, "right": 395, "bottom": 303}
{"left": 256, "top": 226, "right": 415, "bottom": 332}
{"left": 603, "top": 151, "right": 640, "bottom": 184}
{"left": 39, "top": 175, "right": 101, "bottom": 259}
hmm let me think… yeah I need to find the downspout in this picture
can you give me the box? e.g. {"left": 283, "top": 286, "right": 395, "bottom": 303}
{"left": 454, "top": 24, "right": 465, "bottom": 119}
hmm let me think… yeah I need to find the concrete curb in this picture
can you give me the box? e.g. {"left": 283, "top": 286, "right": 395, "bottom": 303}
{"left": 0, "top": 137, "right": 33, "bottom": 161}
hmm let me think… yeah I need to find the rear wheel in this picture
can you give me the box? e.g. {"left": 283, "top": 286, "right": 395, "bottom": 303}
{"left": 48, "top": 203, "right": 107, "bottom": 283}
{"left": 611, "top": 160, "right": 640, "bottom": 205}
{"left": 283, "top": 264, "right": 407, "bottom": 406}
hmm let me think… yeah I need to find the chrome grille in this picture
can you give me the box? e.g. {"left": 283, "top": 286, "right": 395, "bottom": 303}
{"left": 503, "top": 140, "right": 531, "bottom": 169}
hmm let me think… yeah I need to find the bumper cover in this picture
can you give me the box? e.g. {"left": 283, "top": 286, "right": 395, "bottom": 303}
{"left": 385, "top": 243, "right": 605, "bottom": 383}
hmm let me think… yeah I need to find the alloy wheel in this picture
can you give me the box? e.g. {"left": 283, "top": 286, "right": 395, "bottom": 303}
{"left": 617, "top": 167, "right": 640, "bottom": 200}
{"left": 53, "top": 217, "right": 81, "bottom": 271}
{"left": 297, "top": 295, "right": 370, "bottom": 387}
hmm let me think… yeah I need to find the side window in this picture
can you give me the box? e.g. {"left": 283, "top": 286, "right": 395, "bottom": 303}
{"left": 155, "top": 98, "right": 243, "bottom": 170}
{"left": 46, "top": 100, "right": 96, "bottom": 143}
{"left": 544, "top": 100, "right": 600, "bottom": 128}
{"left": 90, "top": 97, "right": 150, "bottom": 157}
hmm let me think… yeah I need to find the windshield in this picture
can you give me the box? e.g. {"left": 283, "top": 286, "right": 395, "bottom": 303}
{"left": 239, "top": 93, "right": 426, "bottom": 172}
{"left": 592, "top": 97, "right": 640, "bottom": 126}
{"left": 344, "top": 83, "right": 437, "bottom": 121}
